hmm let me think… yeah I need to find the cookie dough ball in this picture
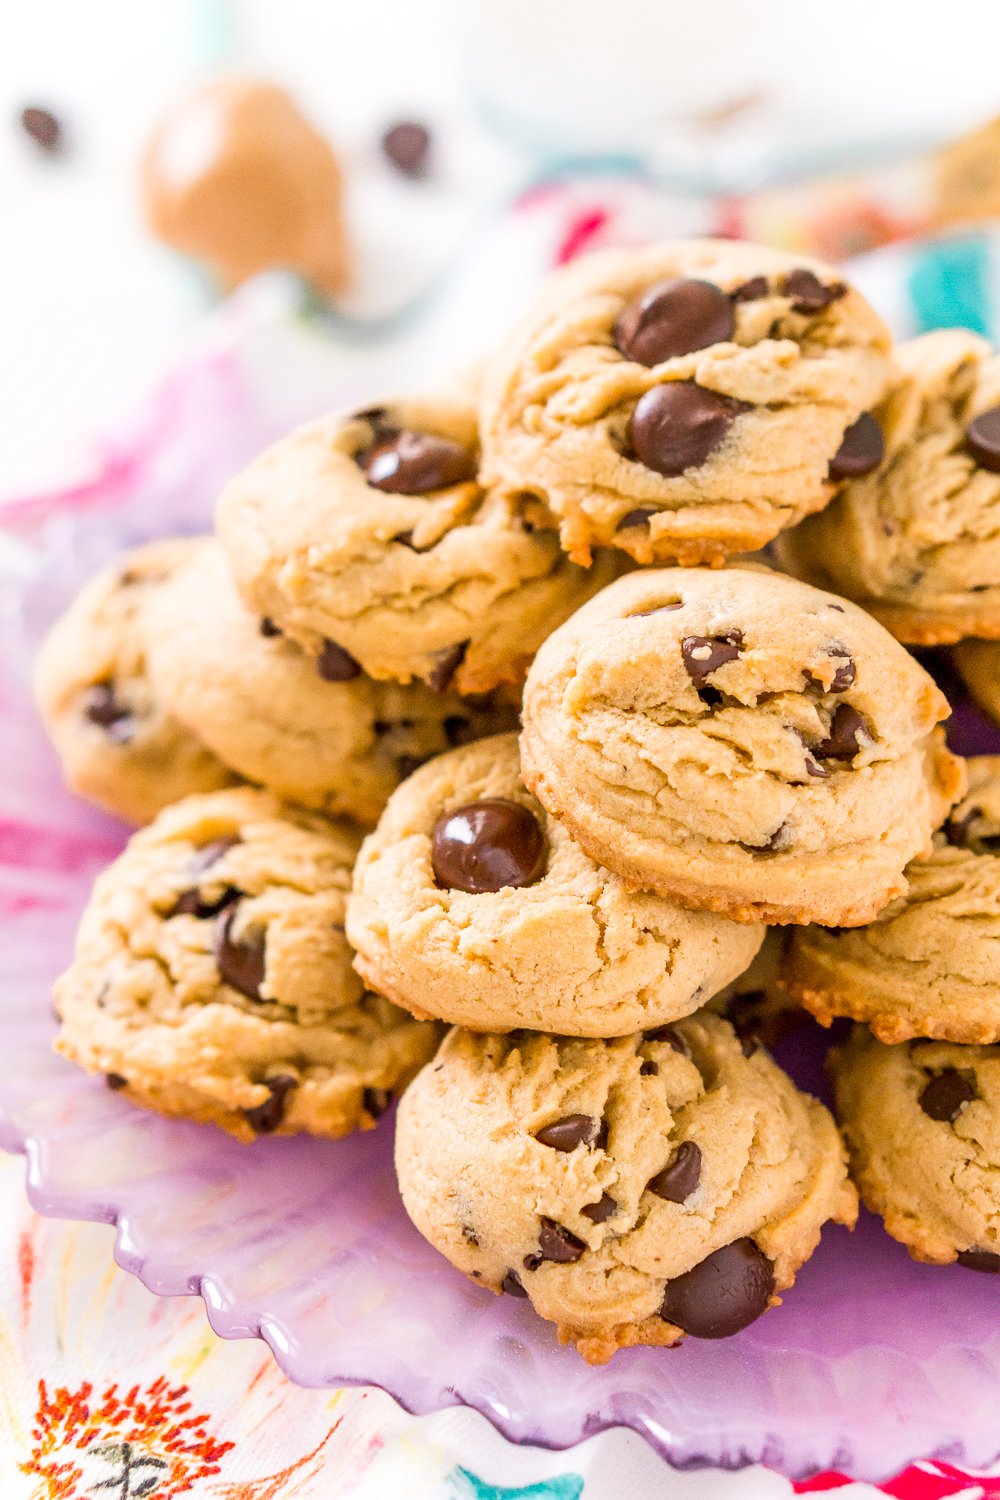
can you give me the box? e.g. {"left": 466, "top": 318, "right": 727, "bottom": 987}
{"left": 144, "top": 540, "right": 517, "bottom": 826}
{"left": 520, "top": 567, "right": 963, "bottom": 927}
{"left": 34, "top": 540, "right": 236, "bottom": 824}
{"left": 142, "top": 76, "right": 349, "bottom": 297}
{"left": 348, "top": 733, "right": 764, "bottom": 1036}
{"left": 478, "top": 239, "right": 893, "bottom": 567}
{"left": 954, "top": 636, "right": 1000, "bottom": 724}
{"left": 216, "top": 396, "right": 623, "bottom": 694}
{"left": 396, "top": 1012, "right": 856, "bottom": 1363}
{"left": 54, "top": 787, "right": 440, "bottom": 1140}
{"left": 833, "top": 1027, "right": 1000, "bottom": 1270}
{"left": 777, "top": 331, "right": 1000, "bottom": 644}
{"left": 786, "top": 757, "right": 1000, "bottom": 1043}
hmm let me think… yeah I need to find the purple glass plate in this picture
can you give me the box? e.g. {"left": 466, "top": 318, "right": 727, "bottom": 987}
{"left": 3, "top": 484, "right": 1000, "bottom": 1484}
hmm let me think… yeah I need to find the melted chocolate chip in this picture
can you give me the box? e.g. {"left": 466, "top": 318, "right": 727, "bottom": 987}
{"left": 648, "top": 1141, "right": 702, "bottom": 1203}
{"left": 83, "top": 682, "right": 137, "bottom": 743}
{"left": 731, "top": 275, "right": 769, "bottom": 303}
{"left": 363, "top": 1087, "right": 392, "bottom": 1119}
{"left": 681, "top": 631, "right": 743, "bottom": 690}
{"left": 317, "top": 640, "right": 362, "bottom": 682}
{"left": 640, "top": 1060, "right": 659, "bottom": 1076}
{"left": 616, "top": 507, "right": 657, "bottom": 531}
{"left": 644, "top": 1024, "right": 691, "bottom": 1057}
{"left": 522, "top": 1253, "right": 543, "bottom": 1272}
{"left": 615, "top": 278, "right": 735, "bottom": 366}
{"left": 965, "top": 406, "right": 1000, "bottom": 473}
{"left": 259, "top": 616, "right": 282, "bottom": 638}
{"left": 957, "top": 1248, "right": 1000, "bottom": 1273}
{"left": 630, "top": 382, "right": 750, "bottom": 478}
{"left": 362, "top": 431, "right": 476, "bottom": 493}
{"left": 534, "top": 1114, "right": 598, "bottom": 1152}
{"left": 828, "top": 653, "right": 857, "bottom": 692}
{"left": 581, "top": 1193, "right": 618, "bottom": 1224}
{"left": 243, "top": 1074, "right": 297, "bottom": 1135}
{"left": 381, "top": 120, "right": 432, "bottom": 177}
{"left": 829, "top": 413, "right": 884, "bottom": 480}
{"left": 170, "top": 885, "right": 239, "bottom": 920}
{"left": 944, "top": 807, "right": 978, "bottom": 849}
{"left": 538, "top": 1218, "right": 587, "bottom": 1264}
{"left": 919, "top": 1069, "right": 975, "bottom": 1123}
{"left": 213, "top": 904, "right": 266, "bottom": 1001}
{"left": 502, "top": 1269, "right": 528, "bottom": 1297}
{"left": 660, "top": 1238, "right": 775, "bottom": 1338}
{"left": 443, "top": 714, "right": 474, "bottom": 747}
{"left": 188, "top": 835, "right": 241, "bottom": 879}
{"left": 462, "top": 1225, "right": 480, "bottom": 1247}
{"left": 432, "top": 798, "right": 546, "bottom": 893}
{"left": 105, "top": 1072, "right": 128, "bottom": 1091}
{"left": 813, "top": 703, "right": 868, "bottom": 762}
{"left": 395, "top": 754, "right": 428, "bottom": 782}
{"left": 782, "top": 269, "right": 846, "bottom": 314}
{"left": 427, "top": 641, "right": 469, "bottom": 692}
{"left": 21, "top": 104, "right": 63, "bottom": 153}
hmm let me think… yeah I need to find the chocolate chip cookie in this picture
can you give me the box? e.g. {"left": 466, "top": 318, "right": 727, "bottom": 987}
{"left": 954, "top": 636, "right": 1000, "bottom": 726}
{"left": 348, "top": 733, "right": 764, "bottom": 1036}
{"left": 216, "top": 394, "right": 623, "bottom": 693}
{"left": 478, "top": 239, "right": 893, "bottom": 566}
{"left": 786, "top": 756, "right": 1000, "bottom": 1043}
{"left": 833, "top": 1026, "right": 1000, "bottom": 1270}
{"left": 54, "top": 787, "right": 441, "bottom": 1140}
{"left": 33, "top": 539, "right": 236, "bottom": 824}
{"left": 520, "top": 567, "right": 963, "bottom": 926}
{"left": 144, "top": 540, "right": 516, "bottom": 826}
{"left": 396, "top": 1010, "right": 856, "bottom": 1363}
{"left": 777, "top": 330, "right": 1000, "bottom": 643}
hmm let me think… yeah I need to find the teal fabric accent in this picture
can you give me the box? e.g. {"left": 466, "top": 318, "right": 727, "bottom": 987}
{"left": 450, "top": 1466, "right": 585, "bottom": 1500}
{"left": 907, "top": 235, "right": 992, "bottom": 336}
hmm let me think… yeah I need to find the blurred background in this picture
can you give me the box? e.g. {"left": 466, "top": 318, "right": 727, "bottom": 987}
{"left": 6, "top": 0, "right": 1000, "bottom": 494}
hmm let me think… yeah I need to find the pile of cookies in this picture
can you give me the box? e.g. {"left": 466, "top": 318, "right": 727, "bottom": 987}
{"left": 34, "top": 237, "right": 1000, "bottom": 1365}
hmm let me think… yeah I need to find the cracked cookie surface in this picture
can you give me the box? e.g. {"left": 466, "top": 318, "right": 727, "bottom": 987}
{"left": 348, "top": 733, "right": 764, "bottom": 1036}
{"left": 34, "top": 539, "right": 236, "bottom": 824}
{"left": 787, "top": 756, "right": 1000, "bottom": 1043}
{"left": 777, "top": 330, "right": 1000, "bottom": 644}
{"left": 216, "top": 393, "right": 622, "bottom": 693}
{"left": 519, "top": 567, "right": 963, "bottom": 926}
{"left": 396, "top": 1011, "right": 855, "bottom": 1363}
{"left": 144, "top": 540, "right": 517, "bottom": 826}
{"left": 833, "top": 1026, "right": 1000, "bottom": 1269}
{"left": 54, "top": 787, "right": 441, "bottom": 1140}
{"left": 478, "top": 240, "right": 892, "bottom": 566}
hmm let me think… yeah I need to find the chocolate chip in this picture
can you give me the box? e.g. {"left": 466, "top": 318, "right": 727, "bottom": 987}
{"left": 630, "top": 382, "right": 749, "bottom": 478}
{"left": 660, "top": 1239, "right": 774, "bottom": 1338}
{"left": 213, "top": 904, "right": 266, "bottom": 1001}
{"left": 188, "top": 835, "right": 241, "bottom": 879}
{"left": 395, "top": 754, "right": 428, "bottom": 782}
{"left": 363, "top": 1087, "right": 392, "bottom": 1119}
{"left": 522, "top": 1253, "right": 543, "bottom": 1272}
{"left": 813, "top": 703, "right": 869, "bottom": 762}
{"left": 957, "top": 1248, "right": 1000, "bottom": 1273}
{"left": 20, "top": 104, "right": 63, "bottom": 153}
{"left": 616, "top": 507, "right": 657, "bottom": 531}
{"left": 462, "top": 1225, "right": 480, "bottom": 1247}
{"left": 537, "top": 1218, "right": 586, "bottom": 1264}
{"left": 502, "top": 1270, "right": 528, "bottom": 1297}
{"left": 828, "top": 653, "right": 856, "bottom": 692}
{"left": 259, "top": 617, "right": 281, "bottom": 638}
{"left": 427, "top": 641, "right": 469, "bottom": 692}
{"left": 170, "top": 885, "right": 239, "bottom": 920}
{"left": 581, "top": 1193, "right": 618, "bottom": 1224}
{"left": 381, "top": 120, "right": 432, "bottom": 177}
{"left": 829, "top": 413, "right": 884, "bottom": 480}
{"left": 644, "top": 1024, "right": 691, "bottom": 1056}
{"left": 919, "top": 1069, "right": 975, "bottom": 1123}
{"left": 730, "top": 1010, "right": 761, "bottom": 1057}
{"left": 965, "top": 406, "right": 1000, "bottom": 473}
{"left": 681, "top": 631, "right": 743, "bottom": 690}
{"left": 443, "top": 715, "right": 474, "bottom": 747}
{"left": 83, "top": 682, "right": 137, "bottom": 743}
{"left": 761, "top": 822, "right": 791, "bottom": 853}
{"left": 631, "top": 600, "right": 683, "bottom": 617}
{"left": 105, "top": 1072, "right": 128, "bottom": 1091}
{"left": 944, "top": 808, "right": 978, "bottom": 849}
{"left": 534, "top": 1114, "right": 599, "bottom": 1151}
{"left": 243, "top": 1074, "right": 297, "bottom": 1135}
{"left": 781, "top": 269, "right": 846, "bottom": 314}
{"left": 648, "top": 1141, "right": 702, "bottom": 1203}
{"left": 362, "top": 431, "right": 476, "bottom": 493}
{"left": 614, "top": 278, "right": 735, "bottom": 366}
{"left": 432, "top": 798, "right": 546, "bottom": 893}
{"left": 731, "top": 275, "right": 769, "bottom": 303}
{"left": 640, "top": 1060, "right": 659, "bottom": 1076}
{"left": 317, "top": 639, "right": 362, "bottom": 682}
